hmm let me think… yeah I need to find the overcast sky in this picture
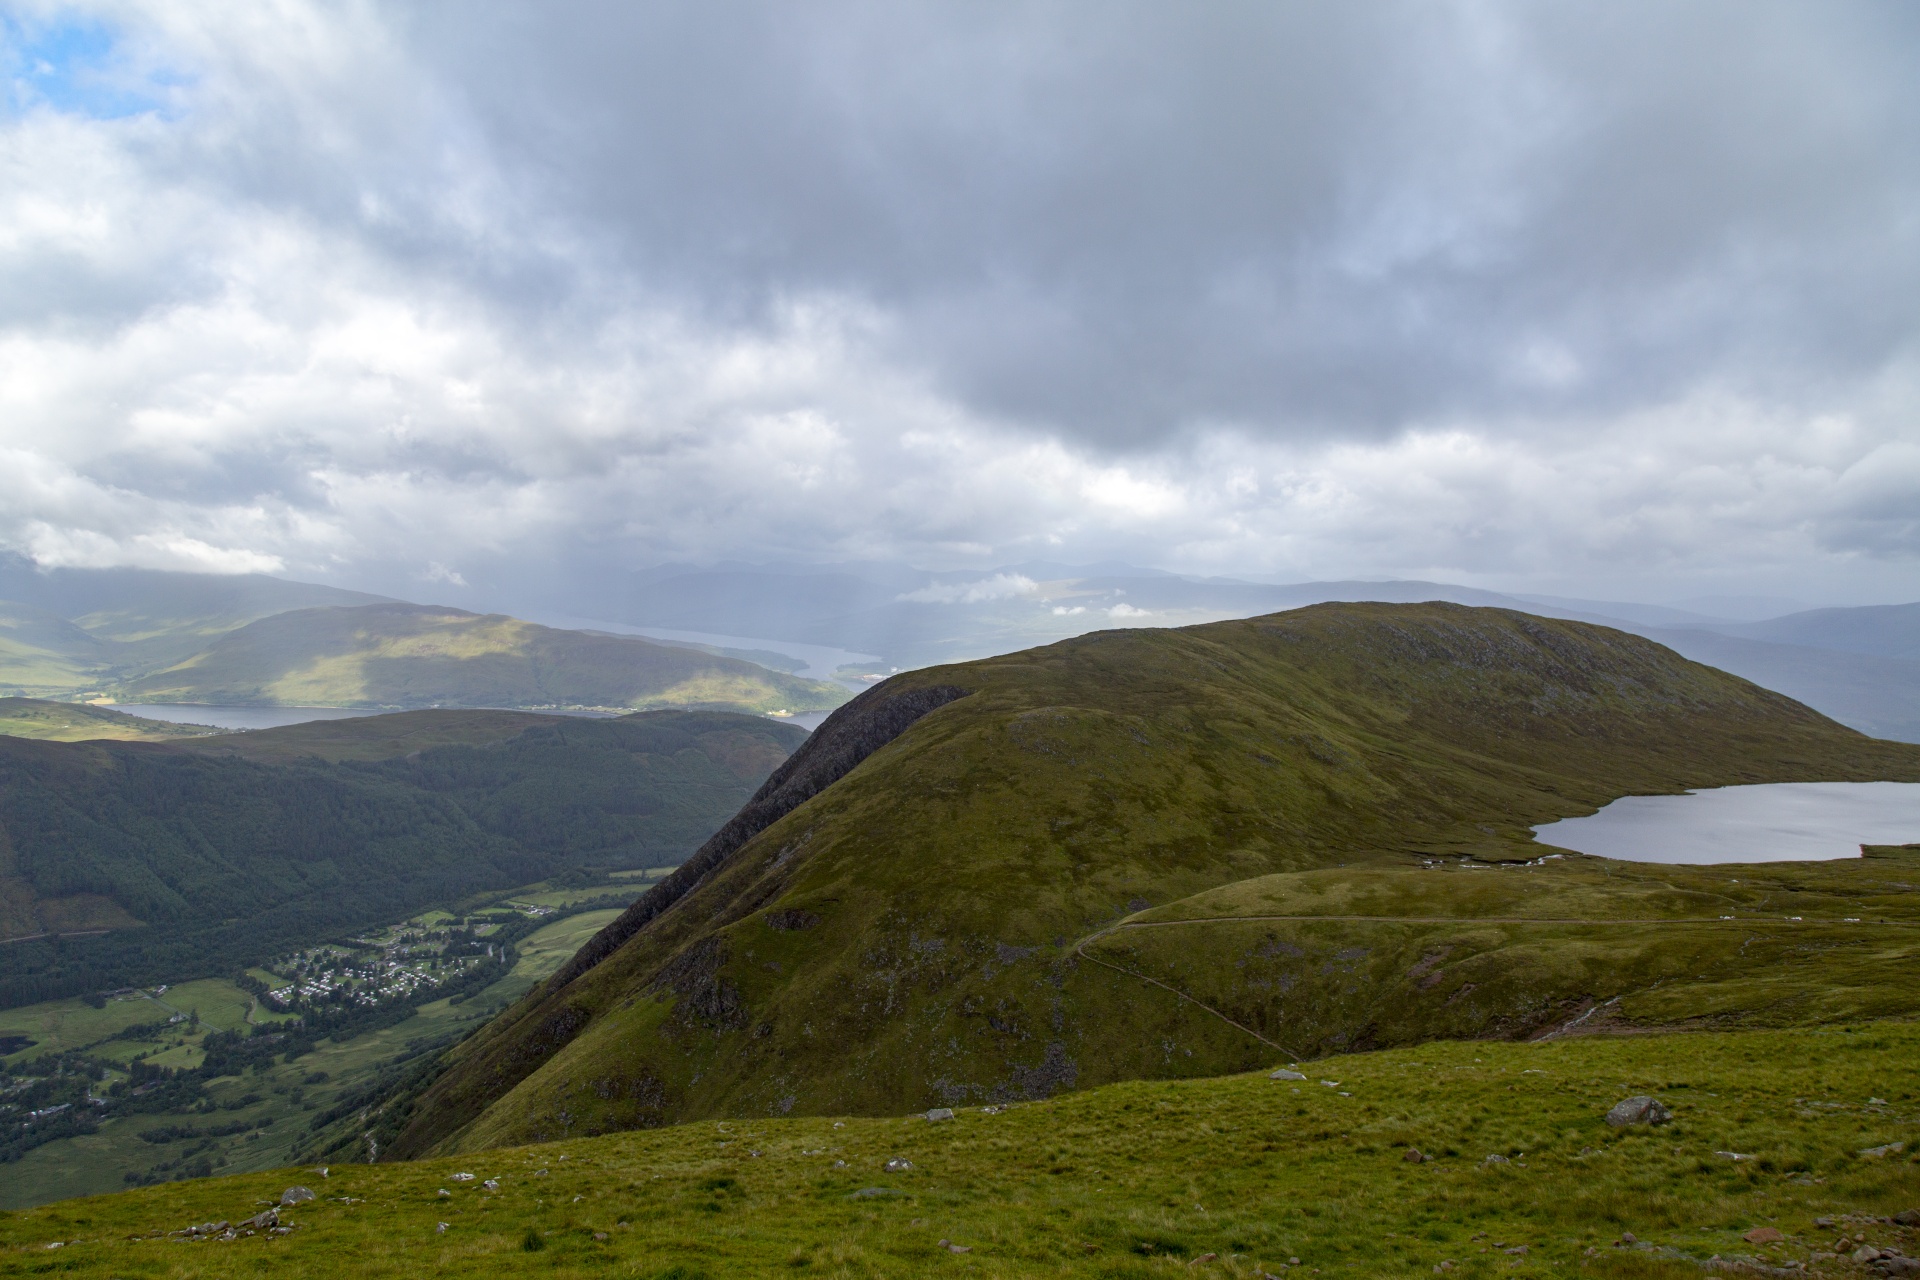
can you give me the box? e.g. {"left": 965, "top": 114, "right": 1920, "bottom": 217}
{"left": 2, "top": 0, "right": 1917, "bottom": 607}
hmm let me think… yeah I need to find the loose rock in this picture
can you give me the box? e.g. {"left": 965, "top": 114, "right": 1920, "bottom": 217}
{"left": 1404, "top": 1148, "right": 1427, "bottom": 1163}
{"left": 925, "top": 1108, "right": 954, "bottom": 1122}
{"left": 1605, "top": 1096, "right": 1673, "bottom": 1127}
{"left": 1743, "top": 1228, "right": 1783, "bottom": 1244}
{"left": 884, "top": 1157, "right": 914, "bottom": 1172}
{"left": 242, "top": 1208, "right": 278, "bottom": 1231}
{"left": 280, "top": 1187, "right": 316, "bottom": 1205}
{"left": 1894, "top": 1210, "right": 1920, "bottom": 1227}
{"left": 1270, "top": 1069, "right": 1307, "bottom": 1081}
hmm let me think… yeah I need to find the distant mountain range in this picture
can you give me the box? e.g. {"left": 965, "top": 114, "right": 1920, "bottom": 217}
{"left": 542, "top": 562, "right": 1920, "bottom": 741}
{"left": 0, "top": 559, "right": 846, "bottom": 717}
{"left": 3, "top": 555, "right": 1915, "bottom": 740}
{"left": 117, "top": 603, "right": 845, "bottom": 714}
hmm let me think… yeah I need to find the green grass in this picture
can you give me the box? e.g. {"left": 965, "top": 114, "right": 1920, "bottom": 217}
{"left": 4, "top": 1021, "right": 1917, "bottom": 1277}
{"left": 0, "top": 698, "right": 217, "bottom": 743}
{"left": 511, "top": 911, "right": 628, "bottom": 985}
{"left": 393, "top": 603, "right": 1920, "bottom": 1157}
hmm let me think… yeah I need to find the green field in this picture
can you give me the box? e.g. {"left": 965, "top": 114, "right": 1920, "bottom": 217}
{"left": 0, "top": 893, "right": 643, "bottom": 1210}
{"left": 3, "top": 1020, "right": 1917, "bottom": 1277}
{"left": 511, "top": 910, "right": 627, "bottom": 984}
{"left": 0, "top": 698, "right": 217, "bottom": 743}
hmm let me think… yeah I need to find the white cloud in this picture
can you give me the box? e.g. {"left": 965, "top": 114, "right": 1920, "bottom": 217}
{"left": 898, "top": 574, "right": 1039, "bottom": 604}
{"left": 0, "top": 1, "right": 1913, "bottom": 608}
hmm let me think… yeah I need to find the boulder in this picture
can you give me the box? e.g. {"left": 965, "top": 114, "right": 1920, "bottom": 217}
{"left": 1605, "top": 1096, "right": 1673, "bottom": 1127}
{"left": 242, "top": 1208, "right": 278, "bottom": 1231}
{"left": 279, "top": 1187, "right": 315, "bottom": 1206}
{"left": 884, "top": 1157, "right": 914, "bottom": 1172}
{"left": 1894, "top": 1210, "right": 1920, "bottom": 1227}
{"left": 1743, "top": 1227, "right": 1783, "bottom": 1244}
{"left": 1270, "top": 1069, "right": 1307, "bottom": 1081}
{"left": 925, "top": 1108, "right": 954, "bottom": 1122}
{"left": 1403, "top": 1148, "right": 1427, "bottom": 1163}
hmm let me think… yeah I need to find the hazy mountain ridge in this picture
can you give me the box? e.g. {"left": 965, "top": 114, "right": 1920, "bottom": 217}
{"left": 115, "top": 603, "right": 848, "bottom": 714}
{"left": 385, "top": 603, "right": 1920, "bottom": 1156}
{"left": 558, "top": 561, "right": 1920, "bottom": 741}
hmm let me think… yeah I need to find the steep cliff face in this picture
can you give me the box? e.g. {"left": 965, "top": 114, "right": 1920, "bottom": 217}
{"left": 384, "top": 604, "right": 1920, "bottom": 1157}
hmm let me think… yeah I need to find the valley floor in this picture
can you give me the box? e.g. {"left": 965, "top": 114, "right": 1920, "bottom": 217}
{"left": 3, "top": 1021, "right": 1916, "bottom": 1278}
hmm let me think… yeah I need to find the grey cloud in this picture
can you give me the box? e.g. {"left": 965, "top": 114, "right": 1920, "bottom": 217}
{"left": 397, "top": 0, "right": 1920, "bottom": 444}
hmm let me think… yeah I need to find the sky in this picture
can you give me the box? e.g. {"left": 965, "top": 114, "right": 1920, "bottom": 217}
{"left": 1, "top": 0, "right": 1917, "bottom": 609}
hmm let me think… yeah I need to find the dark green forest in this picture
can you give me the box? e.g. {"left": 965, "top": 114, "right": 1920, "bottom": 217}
{"left": 0, "top": 712, "right": 804, "bottom": 1005}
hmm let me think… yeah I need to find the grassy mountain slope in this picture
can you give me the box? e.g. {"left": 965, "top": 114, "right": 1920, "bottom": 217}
{"left": 0, "top": 697, "right": 219, "bottom": 743}
{"left": 117, "top": 603, "right": 848, "bottom": 714}
{"left": 387, "top": 603, "right": 1920, "bottom": 1157}
{"left": 8, "top": 1020, "right": 1919, "bottom": 1277}
{"left": 0, "top": 712, "right": 805, "bottom": 1005}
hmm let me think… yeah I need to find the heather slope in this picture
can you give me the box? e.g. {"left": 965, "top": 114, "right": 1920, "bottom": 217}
{"left": 386, "top": 603, "right": 1920, "bottom": 1157}
{"left": 116, "top": 603, "right": 849, "bottom": 714}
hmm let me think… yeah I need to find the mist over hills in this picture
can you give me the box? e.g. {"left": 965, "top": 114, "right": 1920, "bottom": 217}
{"left": 386, "top": 603, "right": 1920, "bottom": 1156}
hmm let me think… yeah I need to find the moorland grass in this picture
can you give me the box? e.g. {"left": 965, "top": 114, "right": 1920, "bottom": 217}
{"left": 4, "top": 1021, "right": 1917, "bottom": 1278}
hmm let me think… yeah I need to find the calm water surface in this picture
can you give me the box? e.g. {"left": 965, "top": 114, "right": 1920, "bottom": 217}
{"left": 1533, "top": 781, "right": 1920, "bottom": 863}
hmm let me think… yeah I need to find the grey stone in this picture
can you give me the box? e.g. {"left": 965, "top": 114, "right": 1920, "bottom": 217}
{"left": 1856, "top": 1246, "right": 1884, "bottom": 1263}
{"left": 279, "top": 1187, "right": 315, "bottom": 1206}
{"left": 1895, "top": 1210, "right": 1920, "bottom": 1227}
{"left": 1605, "top": 1096, "right": 1673, "bottom": 1127}
{"left": 1877, "top": 1257, "right": 1920, "bottom": 1278}
{"left": 1270, "top": 1069, "right": 1307, "bottom": 1081}
{"left": 884, "top": 1157, "right": 913, "bottom": 1172}
{"left": 242, "top": 1209, "right": 278, "bottom": 1230}
{"left": 925, "top": 1108, "right": 954, "bottom": 1122}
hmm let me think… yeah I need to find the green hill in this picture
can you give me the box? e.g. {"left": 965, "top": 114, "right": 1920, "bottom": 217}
{"left": 6, "top": 1019, "right": 1919, "bottom": 1276}
{"left": 0, "top": 697, "right": 219, "bottom": 743}
{"left": 0, "top": 711, "right": 807, "bottom": 1005}
{"left": 115, "top": 603, "right": 848, "bottom": 714}
{"left": 0, "top": 559, "right": 393, "bottom": 672}
{"left": 383, "top": 603, "right": 1920, "bottom": 1158}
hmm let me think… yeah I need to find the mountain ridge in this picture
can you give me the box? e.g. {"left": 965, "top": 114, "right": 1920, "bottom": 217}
{"left": 384, "top": 603, "right": 1920, "bottom": 1158}
{"left": 116, "top": 602, "right": 848, "bottom": 714}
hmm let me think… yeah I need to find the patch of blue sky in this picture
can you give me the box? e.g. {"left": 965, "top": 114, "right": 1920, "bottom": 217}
{"left": 2, "top": 11, "right": 187, "bottom": 120}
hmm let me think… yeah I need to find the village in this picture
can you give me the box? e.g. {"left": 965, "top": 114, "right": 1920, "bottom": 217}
{"left": 257, "top": 903, "right": 551, "bottom": 1013}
